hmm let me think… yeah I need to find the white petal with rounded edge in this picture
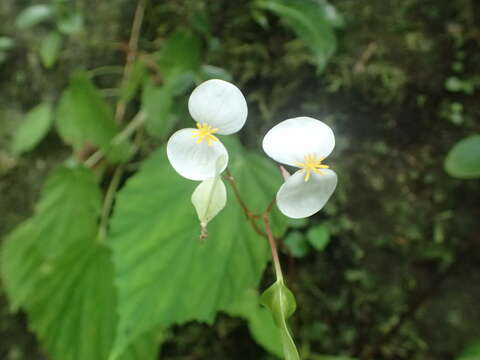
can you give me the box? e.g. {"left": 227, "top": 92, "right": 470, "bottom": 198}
{"left": 166, "top": 128, "right": 228, "bottom": 181}
{"left": 188, "top": 79, "right": 248, "bottom": 135}
{"left": 276, "top": 169, "right": 337, "bottom": 219}
{"left": 262, "top": 117, "right": 335, "bottom": 167}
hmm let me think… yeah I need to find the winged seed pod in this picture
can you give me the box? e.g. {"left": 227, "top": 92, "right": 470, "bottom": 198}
{"left": 191, "top": 155, "right": 228, "bottom": 239}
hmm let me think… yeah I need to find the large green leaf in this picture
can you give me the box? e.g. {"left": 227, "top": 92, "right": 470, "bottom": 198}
{"left": 107, "top": 137, "right": 286, "bottom": 358}
{"left": 56, "top": 71, "right": 130, "bottom": 162}
{"left": 1, "top": 166, "right": 159, "bottom": 360}
{"left": 12, "top": 103, "right": 53, "bottom": 154}
{"left": 445, "top": 134, "right": 480, "bottom": 179}
{"left": 227, "top": 289, "right": 283, "bottom": 358}
{"left": 256, "top": 0, "right": 341, "bottom": 71}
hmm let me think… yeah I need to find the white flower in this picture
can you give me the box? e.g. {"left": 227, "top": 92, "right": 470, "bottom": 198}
{"left": 167, "top": 79, "right": 248, "bottom": 180}
{"left": 262, "top": 117, "right": 337, "bottom": 219}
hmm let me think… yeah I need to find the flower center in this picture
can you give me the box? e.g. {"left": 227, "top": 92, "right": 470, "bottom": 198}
{"left": 192, "top": 122, "right": 219, "bottom": 146}
{"left": 295, "top": 153, "right": 329, "bottom": 182}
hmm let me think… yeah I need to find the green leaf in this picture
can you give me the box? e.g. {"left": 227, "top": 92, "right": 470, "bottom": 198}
{"left": 261, "top": 280, "right": 300, "bottom": 360}
{"left": 0, "top": 36, "right": 15, "bottom": 51}
{"left": 157, "top": 31, "right": 202, "bottom": 78}
{"left": 2, "top": 166, "right": 101, "bottom": 307}
{"left": 1, "top": 166, "right": 159, "bottom": 360}
{"left": 117, "top": 330, "right": 163, "bottom": 360}
{"left": 457, "top": 342, "right": 480, "bottom": 360}
{"left": 56, "top": 71, "right": 131, "bottom": 162}
{"left": 57, "top": 13, "right": 84, "bottom": 35}
{"left": 256, "top": 0, "right": 340, "bottom": 71}
{"left": 306, "top": 224, "right": 330, "bottom": 251}
{"left": 106, "top": 137, "right": 287, "bottom": 358}
{"left": 286, "top": 217, "right": 309, "bottom": 229}
{"left": 121, "top": 60, "right": 147, "bottom": 103}
{"left": 16, "top": 4, "right": 53, "bottom": 29}
{"left": 199, "top": 64, "right": 233, "bottom": 82}
{"left": 141, "top": 80, "right": 176, "bottom": 138}
{"left": 12, "top": 103, "right": 53, "bottom": 154}
{"left": 445, "top": 135, "right": 480, "bottom": 179}
{"left": 226, "top": 289, "right": 283, "bottom": 358}
{"left": 284, "top": 231, "right": 310, "bottom": 257}
{"left": 40, "top": 31, "right": 62, "bottom": 68}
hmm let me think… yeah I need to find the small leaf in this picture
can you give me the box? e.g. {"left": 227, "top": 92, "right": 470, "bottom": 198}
{"left": 57, "top": 13, "right": 83, "bottom": 35}
{"left": 306, "top": 224, "right": 330, "bottom": 250}
{"left": 141, "top": 31, "right": 202, "bottom": 137}
{"left": 284, "top": 231, "right": 310, "bottom": 257}
{"left": 286, "top": 217, "right": 309, "bottom": 228}
{"left": 12, "top": 103, "right": 53, "bottom": 154}
{"left": 261, "top": 280, "right": 300, "bottom": 360}
{"left": 16, "top": 4, "right": 53, "bottom": 29}
{"left": 199, "top": 65, "right": 233, "bottom": 82}
{"left": 56, "top": 71, "right": 131, "bottom": 162}
{"left": 40, "top": 31, "right": 62, "bottom": 68}
{"left": 0, "top": 36, "right": 15, "bottom": 51}
{"left": 457, "top": 342, "right": 480, "bottom": 360}
{"left": 157, "top": 31, "right": 202, "bottom": 78}
{"left": 256, "top": 0, "right": 340, "bottom": 71}
{"left": 445, "top": 135, "right": 480, "bottom": 179}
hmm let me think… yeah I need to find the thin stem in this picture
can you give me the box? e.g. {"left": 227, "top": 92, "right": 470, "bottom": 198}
{"left": 88, "top": 65, "right": 124, "bottom": 77}
{"left": 98, "top": 166, "right": 124, "bottom": 242}
{"left": 224, "top": 169, "right": 267, "bottom": 238}
{"left": 115, "top": 0, "right": 146, "bottom": 124}
{"left": 225, "top": 168, "right": 255, "bottom": 218}
{"left": 262, "top": 213, "right": 284, "bottom": 281}
{"left": 84, "top": 111, "right": 146, "bottom": 168}
{"left": 224, "top": 168, "right": 285, "bottom": 281}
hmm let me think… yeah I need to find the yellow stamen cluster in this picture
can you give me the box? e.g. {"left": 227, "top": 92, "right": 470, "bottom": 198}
{"left": 192, "top": 122, "right": 219, "bottom": 146}
{"left": 295, "top": 153, "right": 329, "bottom": 182}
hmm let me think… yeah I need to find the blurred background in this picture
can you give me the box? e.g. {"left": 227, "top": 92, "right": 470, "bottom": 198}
{"left": 1, "top": 0, "right": 479, "bottom": 359}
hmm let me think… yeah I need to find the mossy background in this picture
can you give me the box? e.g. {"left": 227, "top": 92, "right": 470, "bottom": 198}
{"left": 1, "top": 0, "right": 479, "bottom": 359}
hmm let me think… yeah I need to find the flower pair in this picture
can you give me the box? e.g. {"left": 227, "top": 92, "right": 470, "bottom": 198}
{"left": 166, "top": 79, "right": 337, "bottom": 221}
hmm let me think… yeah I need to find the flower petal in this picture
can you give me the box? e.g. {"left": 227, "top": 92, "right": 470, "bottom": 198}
{"left": 188, "top": 79, "right": 248, "bottom": 135}
{"left": 166, "top": 128, "right": 228, "bottom": 181}
{"left": 262, "top": 117, "right": 335, "bottom": 167}
{"left": 276, "top": 169, "right": 337, "bottom": 219}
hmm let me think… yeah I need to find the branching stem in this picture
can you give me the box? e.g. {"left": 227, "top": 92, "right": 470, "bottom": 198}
{"left": 224, "top": 168, "right": 284, "bottom": 282}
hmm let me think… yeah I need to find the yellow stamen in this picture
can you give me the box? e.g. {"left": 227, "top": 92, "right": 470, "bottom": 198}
{"left": 192, "top": 122, "right": 219, "bottom": 146}
{"left": 295, "top": 153, "right": 329, "bottom": 182}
